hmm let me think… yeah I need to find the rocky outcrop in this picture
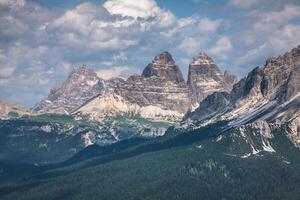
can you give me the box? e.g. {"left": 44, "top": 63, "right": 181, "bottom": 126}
{"left": 187, "top": 52, "right": 237, "bottom": 104}
{"left": 33, "top": 65, "right": 105, "bottom": 114}
{"left": 78, "top": 52, "right": 191, "bottom": 121}
{"left": 116, "top": 52, "right": 191, "bottom": 114}
{"left": 184, "top": 92, "right": 231, "bottom": 121}
{"left": 185, "top": 45, "right": 300, "bottom": 135}
{"left": 34, "top": 51, "right": 238, "bottom": 121}
{"left": 142, "top": 52, "right": 185, "bottom": 83}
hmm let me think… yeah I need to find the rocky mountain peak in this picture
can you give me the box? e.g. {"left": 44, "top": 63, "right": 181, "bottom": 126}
{"left": 230, "top": 45, "right": 300, "bottom": 103}
{"left": 190, "top": 52, "right": 214, "bottom": 65}
{"left": 142, "top": 52, "right": 184, "bottom": 83}
{"left": 33, "top": 65, "right": 105, "bottom": 114}
{"left": 185, "top": 45, "right": 300, "bottom": 129}
{"left": 152, "top": 51, "right": 175, "bottom": 65}
{"left": 67, "top": 65, "right": 98, "bottom": 83}
{"left": 187, "top": 52, "right": 237, "bottom": 104}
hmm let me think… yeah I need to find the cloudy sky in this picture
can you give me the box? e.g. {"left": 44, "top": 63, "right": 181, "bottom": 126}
{"left": 1, "top": 0, "right": 300, "bottom": 107}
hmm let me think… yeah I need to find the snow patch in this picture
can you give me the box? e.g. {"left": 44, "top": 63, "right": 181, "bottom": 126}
{"left": 241, "top": 153, "right": 251, "bottom": 158}
{"left": 216, "top": 135, "right": 223, "bottom": 142}
{"left": 40, "top": 125, "right": 52, "bottom": 133}
{"left": 261, "top": 138, "right": 275, "bottom": 153}
{"left": 251, "top": 145, "right": 261, "bottom": 155}
{"left": 82, "top": 131, "right": 94, "bottom": 147}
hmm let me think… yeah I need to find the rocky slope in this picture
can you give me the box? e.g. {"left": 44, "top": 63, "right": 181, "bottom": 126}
{"left": 184, "top": 45, "right": 300, "bottom": 149}
{"left": 187, "top": 52, "right": 237, "bottom": 105}
{"left": 76, "top": 52, "right": 191, "bottom": 121}
{"left": 34, "top": 51, "right": 236, "bottom": 122}
{"left": 0, "top": 113, "right": 170, "bottom": 164}
{"left": 33, "top": 65, "right": 105, "bottom": 114}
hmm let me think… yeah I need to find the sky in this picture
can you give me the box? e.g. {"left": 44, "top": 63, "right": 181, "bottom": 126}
{"left": 1, "top": 0, "right": 300, "bottom": 107}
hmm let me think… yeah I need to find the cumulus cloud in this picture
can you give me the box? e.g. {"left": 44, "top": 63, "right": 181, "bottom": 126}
{"left": 103, "top": 0, "right": 159, "bottom": 18}
{"left": 103, "top": 0, "right": 175, "bottom": 27}
{"left": 208, "top": 36, "right": 233, "bottom": 59}
{"left": 97, "top": 66, "right": 129, "bottom": 80}
{"left": 0, "top": 0, "right": 25, "bottom": 8}
{"left": 197, "top": 18, "right": 222, "bottom": 33}
{"left": 232, "top": 4, "right": 300, "bottom": 69}
{"left": 0, "top": 0, "right": 300, "bottom": 106}
{"left": 0, "top": 65, "right": 15, "bottom": 78}
{"left": 228, "top": 0, "right": 260, "bottom": 8}
{"left": 177, "top": 37, "right": 205, "bottom": 56}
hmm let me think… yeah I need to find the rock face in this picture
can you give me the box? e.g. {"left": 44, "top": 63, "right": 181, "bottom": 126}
{"left": 142, "top": 52, "right": 185, "bottom": 83}
{"left": 78, "top": 52, "right": 191, "bottom": 121}
{"left": 230, "top": 46, "right": 300, "bottom": 104}
{"left": 116, "top": 52, "right": 191, "bottom": 114}
{"left": 33, "top": 65, "right": 105, "bottom": 114}
{"left": 184, "top": 91, "right": 231, "bottom": 121}
{"left": 187, "top": 52, "right": 237, "bottom": 104}
{"left": 185, "top": 45, "right": 300, "bottom": 146}
{"left": 34, "top": 51, "right": 238, "bottom": 120}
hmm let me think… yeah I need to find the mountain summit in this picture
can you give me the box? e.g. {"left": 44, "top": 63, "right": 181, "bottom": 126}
{"left": 78, "top": 52, "right": 191, "bottom": 121}
{"left": 187, "top": 52, "right": 237, "bottom": 104}
{"left": 33, "top": 65, "right": 104, "bottom": 114}
{"left": 33, "top": 52, "right": 237, "bottom": 119}
{"left": 142, "top": 52, "right": 185, "bottom": 83}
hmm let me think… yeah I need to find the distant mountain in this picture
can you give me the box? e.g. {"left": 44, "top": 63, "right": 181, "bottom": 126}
{"left": 77, "top": 52, "right": 191, "bottom": 122}
{"left": 33, "top": 65, "right": 105, "bottom": 114}
{"left": 33, "top": 51, "right": 236, "bottom": 122}
{"left": 0, "top": 100, "right": 29, "bottom": 119}
{"left": 187, "top": 52, "right": 237, "bottom": 105}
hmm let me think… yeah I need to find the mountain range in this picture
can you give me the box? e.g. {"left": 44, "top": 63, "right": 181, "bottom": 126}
{"left": 0, "top": 45, "right": 299, "bottom": 199}
{"left": 0, "top": 50, "right": 238, "bottom": 164}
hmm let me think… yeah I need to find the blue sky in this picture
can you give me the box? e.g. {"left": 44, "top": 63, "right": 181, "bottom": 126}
{"left": 1, "top": 0, "right": 300, "bottom": 106}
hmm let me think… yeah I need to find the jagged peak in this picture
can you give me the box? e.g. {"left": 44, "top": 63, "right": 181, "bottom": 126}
{"left": 190, "top": 52, "right": 214, "bottom": 65}
{"left": 71, "top": 64, "right": 95, "bottom": 75}
{"left": 141, "top": 52, "right": 184, "bottom": 83}
{"left": 152, "top": 51, "right": 175, "bottom": 65}
{"left": 66, "top": 65, "right": 99, "bottom": 83}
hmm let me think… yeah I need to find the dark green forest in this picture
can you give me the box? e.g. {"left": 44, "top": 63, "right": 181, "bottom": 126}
{"left": 0, "top": 121, "right": 300, "bottom": 200}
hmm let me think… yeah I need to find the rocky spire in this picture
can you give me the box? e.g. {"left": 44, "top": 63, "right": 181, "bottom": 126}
{"left": 187, "top": 52, "right": 237, "bottom": 104}
{"left": 33, "top": 65, "right": 104, "bottom": 114}
{"left": 190, "top": 52, "right": 214, "bottom": 65}
{"left": 142, "top": 51, "right": 185, "bottom": 83}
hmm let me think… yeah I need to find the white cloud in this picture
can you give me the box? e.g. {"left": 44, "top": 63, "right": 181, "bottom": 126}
{"left": 0, "top": 52, "right": 6, "bottom": 61}
{"left": 0, "top": 65, "right": 15, "bottom": 78}
{"left": 260, "top": 4, "right": 300, "bottom": 23}
{"left": 269, "top": 24, "right": 300, "bottom": 52}
{"left": 177, "top": 37, "right": 203, "bottom": 56}
{"left": 1, "top": 0, "right": 300, "bottom": 106}
{"left": 209, "top": 36, "right": 232, "bottom": 59}
{"left": 197, "top": 18, "right": 222, "bottom": 33}
{"left": 96, "top": 66, "right": 129, "bottom": 79}
{"left": 113, "top": 52, "right": 128, "bottom": 62}
{"left": 0, "top": 0, "right": 25, "bottom": 8}
{"left": 228, "top": 0, "right": 260, "bottom": 8}
{"left": 236, "top": 43, "right": 267, "bottom": 65}
{"left": 103, "top": 0, "right": 157, "bottom": 18}
{"left": 103, "top": 0, "right": 175, "bottom": 27}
